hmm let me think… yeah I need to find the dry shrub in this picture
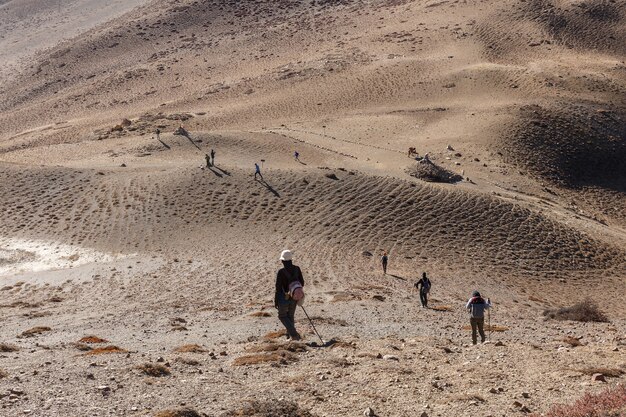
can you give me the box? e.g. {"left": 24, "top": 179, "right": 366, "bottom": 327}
{"left": 409, "top": 159, "right": 463, "bottom": 183}
{"left": 543, "top": 299, "right": 609, "bottom": 323}
{"left": 72, "top": 343, "right": 92, "bottom": 352}
{"left": 430, "top": 305, "right": 453, "bottom": 312}
{"left": 563, "top": 336, "right": 582, "bottom": 347}
{"left": 174, "top": 344, "right": 206, "bottom": 353}
{"left": 330, "top": 341, "right": 357, "bottom": 349}
{"left": 20, "top": 326, "right": 51, "bottom": 337}
{"left": 462, "top": 324, "right": 509, "bottom": 332}
{"left": 530, "top": 384, "right": 626, "bottom": 417}
{"left": 84, "top": 345, "right": 127, "bottom": 355}
{"left": 0, "top": 343, "right": 19, "bottom": 352}
{"left": 250, "top": 311, "right": 272, "bottom": 317}
{"left": 0, "top": 369, "right": 7, "bottom": 379}
{"left": 246, "top": 342, "right": 307, "bottom": 353}
{"left": 263, "top": 330, "right": 287, "bottom": 340}
{"left": 232, "top": 351, "right": 297, "bottom": 366}
{"left": 78, "top": 336, "right": 109, "bottom": 344}
{"left": 138, "top": 363, "right": 170, "bottom": 377}
{"left": 154, "top": 409, "right": 202, "bottom": 417}
{"left": 578, "top": 367, "right": 624, "bottom": 378}
{"left": 175, "top": 357, "right": 200, "bottom": 366}
{"left": 221, "top": 400, "right": 316, "bottom": 417}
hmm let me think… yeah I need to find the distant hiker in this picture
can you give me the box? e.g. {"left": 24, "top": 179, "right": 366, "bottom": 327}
{"left": 414, "top": 272, "right": 431, "bottom": 308}
{"left": 294, "top": 151, "right": 300, "bottom": 161}
{"left": 255, "top": 163, "right": 263, "bottom": 180}
{"left": 466, "top": 291, "right": 491, "bottom": 345}
{"left": 205, "top": 153, "right": 211, "bottom": 168}
{"left": 381, "top": 251, "right": 388, "bottom": 274}
{"left": 274, "top": 250, "right": 305, "bottom": 341}
{"left": 155, "top": 128, "right": 161, "bottom": 140}
{"left": 210, "top": 149, "right": 216, "bottom": 165}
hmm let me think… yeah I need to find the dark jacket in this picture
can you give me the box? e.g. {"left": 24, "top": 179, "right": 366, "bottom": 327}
{"left": 274, "top": 263, "right": 304, "bottom": 306}
{"left": 415, "top": 278, "right": 431, "bottom": 293}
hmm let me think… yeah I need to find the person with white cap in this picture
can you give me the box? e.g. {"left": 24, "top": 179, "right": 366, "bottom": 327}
{"left": 274, "top": 249, "right": 305, "bottom": 341}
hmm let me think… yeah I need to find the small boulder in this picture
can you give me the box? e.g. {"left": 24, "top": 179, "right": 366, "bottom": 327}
{"left": 364, "top": 407, "right": 376, "bottom": 417}
{"left": 592, "top": 373, "right": 607, "bottom": 383}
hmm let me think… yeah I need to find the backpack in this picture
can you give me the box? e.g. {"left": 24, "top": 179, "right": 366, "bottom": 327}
{"left": 423, "top": 279, "right": 431, "bottom": 292}
{"left": 288, "top": 281, "right": 305, "bottom": 303}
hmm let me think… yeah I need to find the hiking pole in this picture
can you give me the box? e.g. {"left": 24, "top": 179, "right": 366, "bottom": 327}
{"left": 300, "top": 305, "right": 324, "bottom": 345}
{"left": 487, "top": 303, "right": 492, "bottom": 342}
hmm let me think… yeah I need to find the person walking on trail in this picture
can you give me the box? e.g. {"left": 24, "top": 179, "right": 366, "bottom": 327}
{"left": 415, "top": 272, "right": 431, "bottom": 308}
{"left": 274, "top": 250, "right": 304, "bottom": 341}
{"left": 466, "top": 291, "right": 491, "bottom": 345}
{"left": 381, "top": 251, "right": 388, "bottom": 274}
{"left": 294, "top": 151, "right": 300, "bottom": 161}
{"left": 205, "top": 153, "right": 211, "bottom": 168}
{"left": 155, "top": 128, "right": 161, "bottom": 140}
{"left": 255, "top": 162, "right": 263, "bottom": 180}
{"left": 210, "top": 149, "right": 216, "bottom": 166}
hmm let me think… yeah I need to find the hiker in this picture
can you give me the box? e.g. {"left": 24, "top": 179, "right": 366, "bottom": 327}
{"left": 211, "top": 149, "right": 216, "bottom": 166}
{"left": 414, "top": 272, "right": 431, "bottom": 308}
{"left": 274, "top": 250, "right": 304, "bottom": 341}
{"left": 155, "top": 128, "right": 161, "bottom": 140}
{"left": 255, "top": 162, "right": 263, "bottom": 180}
{"left": 466, "top": 291, "right": 491, "bottom": 345}
{"left": 205, "top": 153, "right": 211, "bottom": 168}
{"left": 294, "top": 151, "right": 300, "bottom": 161}
{"left": 381, "top": 251, "right": 388, "bottom": 274}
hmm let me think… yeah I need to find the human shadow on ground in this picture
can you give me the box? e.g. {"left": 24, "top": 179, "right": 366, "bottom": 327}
{"left": 156, "top": 137, "right": 171, "bottom": 149}
{"left": 389, "top": 274, "right": 408, "bottom": 281}
{"left": 255, "top": 178, "right": 280, "bottom": 197}
{"left": 214, "top": 165, "right": 231, "bottom": 176}
{"left": 296, "top": 159, "right": 307, "bottom": 165}
{"left": 208, "top": 167, "right": 223, "bottom": 177}
{"left": 181, "top": 131, "right": 202, "bottom": 151}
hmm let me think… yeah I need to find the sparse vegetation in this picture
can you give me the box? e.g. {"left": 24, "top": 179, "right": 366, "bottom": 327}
{"left": 20, "top": 326, "right": 51, "bottom": 337}
{"left": 563, "top": 336, "right": 582, "bottom": 347}
{"left": 138, "top": 363, "right": 171, "bottom": 377}
{"left": 543, "top": 299, "right": 609, "bottom": 323}
{"left": 232, "top": 351, "right": 297, "bottom": 366}
{"left": 530, "top": 384, "right": 626, "bottom": 417}
{"left": 0, "top": 342, "right": 19, "bottom": 352}
{"left": 246, "top": 342, "right": 307, "bottom": 353}
{"left": 78, "top": 335, "right": 109, "bottom": 344}
{"left": 578, "top": 367, "right": 624, "bottom": 378}
{"left": 409, "top": 160, "right": 463, "bottom": 183}
{"left": 221, "top": 400, "right": 316, "bottom": 417}
{"left": 250, "top": 311, "right": 272, "bottom": 317}
{"left": 84, "top": 345, "right": 126, "bottom": 355}
{"left": 154, "top": 409, "right": 202, "bottom": 417}
{"left": 263, "top": 330, "right": 287, "bottom": 340}
{"left": 430, "top": 305, "right": 453, "bottom": 312}
{"left": 174, "top": 344, "right": 206, "bottom": 353}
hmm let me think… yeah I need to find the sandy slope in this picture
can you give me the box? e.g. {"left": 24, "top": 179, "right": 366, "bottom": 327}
{"left": 0, "top": 0, "right": 625, "bottom": 416}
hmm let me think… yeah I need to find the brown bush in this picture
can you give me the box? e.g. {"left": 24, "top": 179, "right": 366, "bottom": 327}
{"left": 78, "top": 336, "right": 109, "bottom": 344}
{"left": 0, "top": 343, "right": 19, "bottom": 352}
{"left": 20, "top": 326, "right": 51, "bottom": 337}
{"left": 563, "top": 336, "right": 582, "bottom": 347}
{"left": 430, "top": 305, "right": 453, "bottom": 312}
{"left": 530, "top": 384, "right": 626, "bottom": 417}
{"left": 84, "top": 345, "right": 127, "bottom": 355}
{"left": 138, "top": 363, "right": 170, "bottom": 377}
{"left": 154, "top": 409, "right": 202, "bottom": 417}
{"left": 250, "top": 311, "right": 272, "bottom": 317}
{"left": 543, "top": 299, "right": 609, "bottom": 323}
{"left": 263, "top": 330, "right": 287, "bottom": 340}
{"left": 174, "top": 344, "right": 206, "bottom": 353}
{"left": 409, "top": 159, "right": 463, "bottom": 183}
{"left": 246, "top": 342, "right": 307, "bottom": 353}
{"left": 0, "top": 369, "right": 7, "bottom": 379}
{"left": 232, "top": 351, "right": 297, "bottom": 366}
{"left": 578, "top": 367, "right": 624, "bottom": 378}
{"left": 221, "top": 400, "right": 316, "bottom": 417}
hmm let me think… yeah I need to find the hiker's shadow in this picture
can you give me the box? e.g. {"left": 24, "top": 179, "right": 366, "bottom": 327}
{"left": 296, "top": 159, "right": 307, "bottom": 166}
{"left": 181, "top": 131, "right": 202, "bottom": 151}
{"left": 389, "top": 274, "right": 407, "bottom": 281}
{"left": 256, "top": 178, "right": 280, "bottom": 197}
{"left": 213, "top": 165, "right": 231, "bottom": 176}
{"left": 208, "top": 167, "right": 223, "bottom": 177}
{"left": 156, "top": 137, "right": 170, "bottom": 149}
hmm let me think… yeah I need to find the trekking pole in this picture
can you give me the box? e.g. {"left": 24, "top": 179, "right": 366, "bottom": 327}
{"left": 300, "top": 305, "right": 324, "bottom": 345}
{"left": 488, "top": 304, "right": 492, "bottom": 341}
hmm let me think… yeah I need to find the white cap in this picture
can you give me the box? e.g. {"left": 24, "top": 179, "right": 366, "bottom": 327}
{"left": 280, "top": 250, "right": 293, "bottom": 261}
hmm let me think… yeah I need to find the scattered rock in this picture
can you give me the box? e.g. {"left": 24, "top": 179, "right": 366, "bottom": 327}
{"left": 382, "top": 355, "right": 399, "bottom": 361}
{"left": 592, "top": 373, "right": 607, "bottom": 382}
{"left": 364, "top": 407, "right": 376, "bottom": 416}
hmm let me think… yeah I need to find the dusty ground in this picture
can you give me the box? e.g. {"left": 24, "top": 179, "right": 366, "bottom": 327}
{"left": 0, "top": 0, "right": 625, "bottom": 416}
